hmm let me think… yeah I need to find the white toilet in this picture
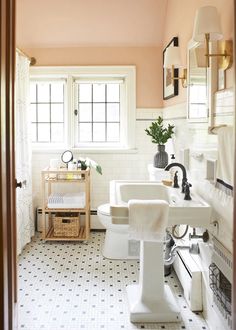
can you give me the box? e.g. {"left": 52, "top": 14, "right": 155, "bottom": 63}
{"left": 97, "top": 203, "right": 140, "bottom": 259}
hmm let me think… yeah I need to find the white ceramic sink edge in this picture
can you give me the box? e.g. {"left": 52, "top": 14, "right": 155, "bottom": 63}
{"left": 110, "top": 180, "right": 212, "bottom": 228}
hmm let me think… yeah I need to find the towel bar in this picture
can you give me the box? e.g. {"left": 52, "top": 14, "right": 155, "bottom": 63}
{"left": 208, "top": 124, "right": 227, "bottom": 134}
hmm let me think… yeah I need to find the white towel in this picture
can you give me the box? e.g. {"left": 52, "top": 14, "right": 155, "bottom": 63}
{"left": 128, "top": 199, "right": 169, "bottom": 242}
{"left": 216, "top": 126, "right": 234, "bottom": 196}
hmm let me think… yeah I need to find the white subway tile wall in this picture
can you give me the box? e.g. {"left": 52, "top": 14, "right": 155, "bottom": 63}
{"left": 32, "top": 92, "right": 234, "bottom": 213}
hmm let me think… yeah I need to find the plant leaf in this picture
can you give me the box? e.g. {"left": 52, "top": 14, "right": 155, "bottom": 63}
{"left": 144, "top": 116, "right": 174, "bottom": 144}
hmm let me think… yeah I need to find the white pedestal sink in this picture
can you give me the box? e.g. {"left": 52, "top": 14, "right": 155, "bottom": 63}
{"left": 127, "top": 240, "right": 181, "bottom": 322}
{"left": 110, "top": 180, "right": 212, "bottom": 323}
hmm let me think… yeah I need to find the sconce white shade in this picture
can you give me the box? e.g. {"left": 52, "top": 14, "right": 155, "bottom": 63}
{"left": 163, "top": 46, "right": 183, "bottom": 68}
{"left": 192, "top": 6, "right": 223, "bottom": 42}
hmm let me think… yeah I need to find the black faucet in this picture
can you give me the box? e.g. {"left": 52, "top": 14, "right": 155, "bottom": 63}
{"left": 165, "top": 162, "right": 187, "bottom": 193}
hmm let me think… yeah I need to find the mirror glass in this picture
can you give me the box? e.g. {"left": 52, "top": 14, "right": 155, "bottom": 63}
{"left": 61, "top": 150, "right": 73, "bottom": 164}
{"left": 188, "top": 42, "right": 208, "bottom": 121}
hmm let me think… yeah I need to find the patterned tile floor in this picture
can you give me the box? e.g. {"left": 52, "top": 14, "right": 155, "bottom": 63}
{"left": 18, "top": 231, "right": 209, "bottom": 330}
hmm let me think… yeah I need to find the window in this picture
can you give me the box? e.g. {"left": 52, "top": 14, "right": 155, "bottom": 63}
{"left": 30, "top": 66, "right": 136, "bottom": 150}
{"left": 74, "top": 80, "right": 122, "bottom": 146}
{"left": 30, "top": 80, "right": 65, "bottom": 143}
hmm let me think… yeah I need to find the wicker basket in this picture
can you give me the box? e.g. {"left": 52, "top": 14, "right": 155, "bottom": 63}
{"left": 54, "top": 213, "right": 80, "bottom": 237}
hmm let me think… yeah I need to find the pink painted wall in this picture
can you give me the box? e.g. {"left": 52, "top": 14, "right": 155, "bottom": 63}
{"left": 22, "top": 0, "right": 234, "bottom": 109}
{"left": 17, "top": 0, "right": 168, "bottom": 48}
{"left": 25, "top": 47, "right": 163, "bottom": 109}
{"left": 163, "top": 0, "right": 234, "bottom": 106}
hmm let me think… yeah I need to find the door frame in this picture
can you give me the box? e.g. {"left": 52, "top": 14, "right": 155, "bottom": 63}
{"left": 0, "top": 0, "right": 16, "bottom": 329}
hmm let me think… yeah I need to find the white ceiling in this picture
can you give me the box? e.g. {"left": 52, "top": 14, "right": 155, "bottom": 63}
{"left": 16, "top": 0, "right": 168, "bottom": 48}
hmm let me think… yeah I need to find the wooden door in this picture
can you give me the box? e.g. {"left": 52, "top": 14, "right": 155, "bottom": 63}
{"left": 0, "top": 0, "right": 17, "bottom": 329}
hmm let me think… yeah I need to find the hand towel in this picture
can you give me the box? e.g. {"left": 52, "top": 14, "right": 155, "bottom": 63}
{"left": 215, "top": 126, "right": 234, "bottom": 196}
{"left": 128, "top": 199, "right": 169, "bottom": 242}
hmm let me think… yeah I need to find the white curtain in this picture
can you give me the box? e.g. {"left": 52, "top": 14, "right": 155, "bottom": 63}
{"left": 15, "top": 52, "right": 34, "bottom": 255}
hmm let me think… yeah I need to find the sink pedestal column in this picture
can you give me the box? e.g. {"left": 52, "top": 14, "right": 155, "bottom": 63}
{"left": 126, "top": 240, "right": 181, "bottom": 323}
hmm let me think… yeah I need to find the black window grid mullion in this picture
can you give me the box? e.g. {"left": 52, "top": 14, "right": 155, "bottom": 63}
{"left": 105, "top": 84, "right": 107, "bottom": 142}
{"left": 91, "top": 84, "right": 94, "bottom": 142}
{"left": 118, "top": 84, "right": 121, "bottom": 140}
{"left": 49, "top": 84, "right": 52, "bottom": 142}
{"left": 62, "top": 83, "right": 65, "bottom": 141}
{"left": 36, "top": 84, "right": 39, "bottom": 142}
{"left": 78, "top": 85, "right": 80, "bottom": 143}
{"left": 31, "top": 102, "right": 64, "bottom": 104}
{"left": 78, "top": 121, "right": 119, "bottom": 123}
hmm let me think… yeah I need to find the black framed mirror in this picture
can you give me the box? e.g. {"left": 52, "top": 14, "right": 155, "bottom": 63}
{"left": 163, "top": 36, "right": 179, "bottom": 100}
{"left": 187, "top": 40, "right": 208, "bottom": 122}
{"left": 61, "top": 150, "right": 73, "bottom": 165}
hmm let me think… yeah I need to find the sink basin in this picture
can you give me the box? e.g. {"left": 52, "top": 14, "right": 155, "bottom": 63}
{"left": 110, "top": 180, "right": 211, "bottom": 228}
{"left": 117, "top": 182, "right": 170, "bottom": 204}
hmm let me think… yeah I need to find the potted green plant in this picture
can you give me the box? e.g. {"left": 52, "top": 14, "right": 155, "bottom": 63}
{"left": 79, "top": 157, "right": 102, "bottom": 175}
{"left": 145, "top": 116, "right": 175, "bottom": 168}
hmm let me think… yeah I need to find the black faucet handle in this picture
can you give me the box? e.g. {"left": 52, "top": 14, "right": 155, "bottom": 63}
{"left": 184, "top": 182, "right": 192, "bottom": 200}
{"left": 173, "top": 171, "right": 179, "bottom": 188}
{"left": 181, "top": 177, "right": 188, "bottom": 193}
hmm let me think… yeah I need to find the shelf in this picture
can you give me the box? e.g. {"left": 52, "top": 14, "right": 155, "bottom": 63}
{"left": 45, "top": 207, "right": 88, "bottom": 212}
{"left": 45, "top": 177, "right": 86, "bottom": 183}
{"left": 41, "top": 167, "right": 90, "bottom": 241}
{"left": 42, "top": 167, "right": 90, "bottom": 174}
{"left": 44, "top": 226, "right": 87, "bottom": 241}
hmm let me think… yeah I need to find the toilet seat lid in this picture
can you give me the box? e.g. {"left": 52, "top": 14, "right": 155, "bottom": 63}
{"left": 97, "top": 203, "right": 110, "bottom": 216}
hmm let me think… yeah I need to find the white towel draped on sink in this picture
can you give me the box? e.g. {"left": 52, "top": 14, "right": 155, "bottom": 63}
{"left": 128, "top": 199, "right": 169, "bottom": 242}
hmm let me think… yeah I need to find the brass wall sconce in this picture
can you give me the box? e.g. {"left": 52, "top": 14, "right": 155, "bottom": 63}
{"left": 163, "top": 46, "right": 187, "bottom": 88}
{"left": 217, "top": 40, "right": 233, "bottom": 70}
{"left": 192, "top": 6, "right": 233, "bottom": 69}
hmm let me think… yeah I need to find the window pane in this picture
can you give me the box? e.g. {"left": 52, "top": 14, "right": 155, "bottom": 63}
{"left": 79, "top": 84, "right": 92, "bottom": 102}
{"left": 31, "top": 123, "right": 37, "bottom": 142}
{"left": 79, "top": 123, "right": 92, "bottom": 142}
{"left": 30, "top": 83, "right": 36, "bottom": 103}
{"left": 79, "top": 104, "right": 92, "bottom": 122}
{"left": 107, "top": 103, "right": 119, "bottom": 122}
{"left": 31, "top": 104, "right": 37, "bottom": 122}
{"left": 93, "top": 103, "right": 105, "bottom": 122}
{"left": 107, "top": 123, "right": 120, "bottom": 142}
{"left": 38, "top": 124, "right": 50, "bottom": 142}
{"left": 51, "top": 123, "right": 64, "bottom": 142}
{"left": 107, "top": 84, "right": 119, "bottom": 102}
{"left": 51, "top": 104, "right": 64, "bottom": 122}
{"left": 189, "top": 104, "right": 207, "bottom": 118}
{"left": 38, "top": 104, "right": 50, "bottom": 122}
{"left": 51, "top": 82, "right": 64, "bottom": 102}
{"left": 37, "top": 82, "right": 50, "bottom": 102}
{"left": 93, "top": 84, "right": 105, "bottom": 102}
{"left": 93, "top": 123, "right": 105, "bottom": 141}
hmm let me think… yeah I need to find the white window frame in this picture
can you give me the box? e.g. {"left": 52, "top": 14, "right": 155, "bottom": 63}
{"left": 30, "top": 66, "right": 136, "bottom": 152}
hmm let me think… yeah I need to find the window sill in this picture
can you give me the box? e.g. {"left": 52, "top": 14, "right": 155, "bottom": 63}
{"left": 32, "top": 147, "right": 138, "bottom": 155}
